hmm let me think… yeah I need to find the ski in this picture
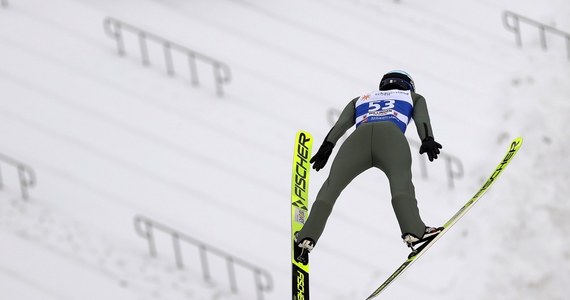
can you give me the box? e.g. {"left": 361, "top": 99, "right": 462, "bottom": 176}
{"left": 366, "top": 137, "right": 523, "bottom": 300}
{"left": 291, "top": 131, "right": 313, "bottom": 300}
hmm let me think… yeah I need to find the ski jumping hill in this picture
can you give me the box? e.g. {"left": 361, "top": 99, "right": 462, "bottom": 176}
{"left": 1, "top": 0, "right": 568, "bottom": 299}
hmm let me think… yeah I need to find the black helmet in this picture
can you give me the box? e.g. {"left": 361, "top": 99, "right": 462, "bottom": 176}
{"left": 379, "top": 70, "right": 415, "bottom": 92}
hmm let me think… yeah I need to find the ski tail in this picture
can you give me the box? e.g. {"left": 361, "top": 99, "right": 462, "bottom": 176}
{"left": 365, "top": 137, "right": 523, "bottom": 300}
{"left": 291, "top": 131, "right": 313, "bottom": 300}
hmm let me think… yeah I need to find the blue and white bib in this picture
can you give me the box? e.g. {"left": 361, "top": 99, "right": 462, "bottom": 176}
{"left": 355, "top": 90, "right": 414, "bottom": 133}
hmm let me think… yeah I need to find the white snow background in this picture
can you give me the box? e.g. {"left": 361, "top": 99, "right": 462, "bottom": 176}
{"left": 1, "top": 0, "right": 569, "bottom": 299}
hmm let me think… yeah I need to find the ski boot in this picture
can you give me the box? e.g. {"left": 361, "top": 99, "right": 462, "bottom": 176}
{"left": 402, "top": 226, "right": 443, "bottom": 258}
{"left": 294, "top": 235, "right": 314, "bottom": 265}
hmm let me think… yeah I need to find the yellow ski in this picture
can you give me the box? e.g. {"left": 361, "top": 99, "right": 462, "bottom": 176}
{"left": 291, "top": 130, "right": 313, "bottom": 300}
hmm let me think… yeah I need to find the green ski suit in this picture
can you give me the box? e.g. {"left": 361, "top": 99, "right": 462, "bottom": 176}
{"left": 297, "top": 90, "right": 436, "bottom": 245}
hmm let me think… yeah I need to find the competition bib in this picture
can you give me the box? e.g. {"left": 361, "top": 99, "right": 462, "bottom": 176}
{"left": 354, "top": 90, "right": 414, "bottom": 133}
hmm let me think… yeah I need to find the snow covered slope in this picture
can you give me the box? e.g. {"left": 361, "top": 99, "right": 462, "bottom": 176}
{"left": 1, "top": 0, "right": 569, "bottom": 299}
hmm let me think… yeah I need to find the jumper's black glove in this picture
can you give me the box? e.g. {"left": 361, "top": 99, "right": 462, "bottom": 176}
{"left": 310, "top": 141, "right": 334, "bottom": 171}
{"left": 419, "top": 136, "right": 442, "bottom": 162}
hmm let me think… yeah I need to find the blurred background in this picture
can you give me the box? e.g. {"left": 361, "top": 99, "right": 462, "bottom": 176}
{"left": 1, "top": 0, "right": 569, "bottom": 299}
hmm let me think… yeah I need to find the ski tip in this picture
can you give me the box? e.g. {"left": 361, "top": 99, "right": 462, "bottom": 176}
{"left": 295, "top": 131, "right": 313, "bottom": 145}
{"left": 510, "top": 137, "right": 523, "bottom": 151}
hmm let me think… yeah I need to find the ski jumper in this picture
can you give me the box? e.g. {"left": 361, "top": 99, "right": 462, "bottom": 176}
{"left": 297, "top": 90, "right": 436, "bottom": 244}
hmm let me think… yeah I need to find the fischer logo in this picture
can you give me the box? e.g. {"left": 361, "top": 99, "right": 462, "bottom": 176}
{"left": 292, "top": 133, "right": 311, "bottom": 211}
{"left": 474, "top": 139, "right": 521, "bottom": 198}
{"left": 296, "top": 270, "right": 306, "bottom": 300}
